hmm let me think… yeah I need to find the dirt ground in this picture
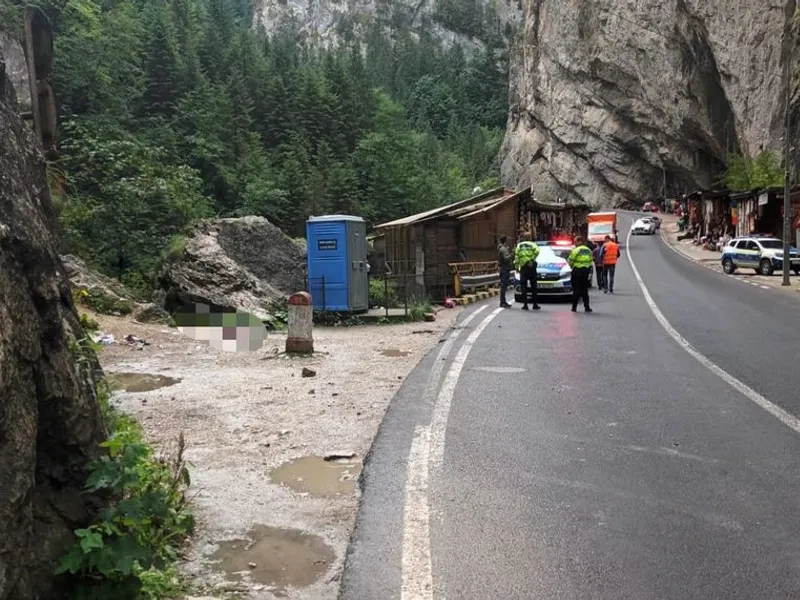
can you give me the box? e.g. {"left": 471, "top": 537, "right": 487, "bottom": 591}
{"left": 91, "top": 307, "right": 461, "bottom": 599}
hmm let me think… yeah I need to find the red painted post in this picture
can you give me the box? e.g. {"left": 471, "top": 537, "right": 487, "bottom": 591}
{"left": 286, "top": 292, "right": 313, "bottom": 354}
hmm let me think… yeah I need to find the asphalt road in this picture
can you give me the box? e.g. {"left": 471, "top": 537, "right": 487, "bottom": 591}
{"left": 340, "top": 214, "right": 800, "bottom": 600}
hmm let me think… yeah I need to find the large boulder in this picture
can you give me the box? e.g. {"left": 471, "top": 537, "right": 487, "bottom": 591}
{"left": 159, "top": 217, "right": 306, "bottom": 324}
{"left": 0, "top": 46, "right": 106, "bottom": 599}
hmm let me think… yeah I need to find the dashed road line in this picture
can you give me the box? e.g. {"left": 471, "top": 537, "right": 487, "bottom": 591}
{"left": 628, "top": 226, "right": 800, "bottom": 436}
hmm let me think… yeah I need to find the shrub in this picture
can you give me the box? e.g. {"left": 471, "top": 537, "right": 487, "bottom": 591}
{"left": 72, "top": 287, "right": 135, "bottom": 316}
{"left": 369, "top": 277, "right": 399, "bottom": 308}
{"left": 57, "top": 377, "right": 193, "bottom": 599}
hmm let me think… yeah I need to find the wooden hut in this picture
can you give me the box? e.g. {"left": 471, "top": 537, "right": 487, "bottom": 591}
{"left": 375, "top": 188, "right": 522, "bottom": 299}
{"left": 374, "top": 187, "right": 591, "bottom": 299}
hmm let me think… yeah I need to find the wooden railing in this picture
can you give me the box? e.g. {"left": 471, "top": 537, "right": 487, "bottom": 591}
{"left": 448, "top": 261, "right": 500, "bottom": 297}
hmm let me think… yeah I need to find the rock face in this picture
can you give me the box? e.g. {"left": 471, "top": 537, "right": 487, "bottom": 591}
{"left": 255, "top": 0, "right": 522, "bottom": 49}
{"left": 159, "top": 217, "right": 307, "bottom": 324}
{"left": 501, "top": 0, "right": 798, "bottom": 207}
{"left": 0, "top": 46, "right": 105, "bottom": 599}
{"left": 0, "top": 29, "right": 30, "bottom": 109}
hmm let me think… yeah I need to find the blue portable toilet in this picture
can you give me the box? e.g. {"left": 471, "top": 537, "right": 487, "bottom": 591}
{"left": 306, "top": 215, "right": 369, "bottom": 312}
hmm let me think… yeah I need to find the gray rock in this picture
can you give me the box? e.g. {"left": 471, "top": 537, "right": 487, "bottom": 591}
{"left": 159, "top": 217, "right": 306, "bottom": 323}
{"left": 255, "top": 0, "right": 522, "bottom": 50}
{"left": 0, "top": 48, "right": 106, "bottom": 599}
{"left": 0, "top": 29, "right": 30, "bottom": 110}
{"left": 501, "top": 0, "right": 798, "bottom": 207}
{"left": 132, "top": 302, "right": 170, "bottom": 324}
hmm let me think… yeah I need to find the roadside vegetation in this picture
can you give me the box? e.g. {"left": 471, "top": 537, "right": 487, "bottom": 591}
{"left": 61, "top": 329, "right": 194, "bottom": 599}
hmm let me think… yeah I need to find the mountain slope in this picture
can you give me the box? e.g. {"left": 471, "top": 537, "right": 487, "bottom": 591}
{"left": 501, "top": 0, "right": 798, "bottom": 206}
{"left": 254, "top": 0, "right": 523, "bottom": 49}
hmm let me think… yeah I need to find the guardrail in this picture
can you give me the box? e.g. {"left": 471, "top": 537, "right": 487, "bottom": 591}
{"left": 449, "top": 261, "right": 500, "bottom": 297}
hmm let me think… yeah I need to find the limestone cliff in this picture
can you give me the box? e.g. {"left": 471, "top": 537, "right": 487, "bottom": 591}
{"left": 255, "top": 0, "right": 522, "bottom": 49}
{"left": 501, "top": 0, "right": 799, "bottom": 207}
{"left": 0, "top": 41, "right": 105, "bottom": 599}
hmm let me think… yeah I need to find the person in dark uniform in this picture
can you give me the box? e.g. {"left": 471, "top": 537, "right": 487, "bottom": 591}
{"left": 497, "top": 235, "right": 513, "bottom": 308}
{"left": 567, "top": 236, "right": 593, "bottom": 313}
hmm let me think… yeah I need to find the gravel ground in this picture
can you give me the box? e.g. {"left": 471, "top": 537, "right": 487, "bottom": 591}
{"left": 90, "top": 308, "right": 461, "bottom": 599}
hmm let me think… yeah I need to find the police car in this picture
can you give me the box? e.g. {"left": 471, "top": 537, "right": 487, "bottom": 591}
{"left": 512, "top": 240, "right": 592, "bottom": 301}
{"left": 721, "top": 236, "right": 800, "bottom": 276}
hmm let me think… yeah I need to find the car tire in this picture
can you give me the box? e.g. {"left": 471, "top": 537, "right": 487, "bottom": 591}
{"left": 722, "top": 258, "right": 736, "bottom": 274}
{"left": 794, "top": 268, "right": 800, "bottom": 276}
{"left": 759, "top": 258, "right": 774, "bottom": 276}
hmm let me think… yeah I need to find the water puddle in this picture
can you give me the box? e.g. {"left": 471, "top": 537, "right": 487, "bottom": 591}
{"left": 380, "top": 349, "right": 411, "bottom": 357}
{"left": 270, "top": 456, "right": 360, "bottom": 498}
{"left": 107, "top": 372, "right": 181, "bottom": 392}
{"left": 211, "top": 525, "right": 334, "bottom": 596}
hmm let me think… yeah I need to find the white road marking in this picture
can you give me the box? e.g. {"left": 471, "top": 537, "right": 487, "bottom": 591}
{"left": 400, "top": 305, "right": 488, "bottom": 600}
{"left": 627, "top": 226, "right": 800, "bottom": 435}
{"left": 429, "top": 307, "right": 504, "bottom": 474}
{"left": 761, "top": 285, "right": 770, "bottom": 290}
{"left": 402, "top": 425, "right": 433, "bottom": 600}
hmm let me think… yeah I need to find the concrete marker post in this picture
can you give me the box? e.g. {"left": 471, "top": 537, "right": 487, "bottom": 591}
{"left": 286, "top": 291, "right": 313, "bottom": 354}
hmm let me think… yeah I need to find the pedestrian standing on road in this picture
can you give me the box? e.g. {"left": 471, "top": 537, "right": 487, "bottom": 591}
{"left": 514, "top": 232, "right": 541, "bottom": 311}
{"left": 592, "top": 241, "right": 606, "bottom": 291}
{"left": 567, "top": 236, "right": 593, "bottom": 313}
{"left": 497, "top": 235, "right": 513, "bottom": 308}
{"left": 602, "top": 235, "right": 620, "bottom": 294}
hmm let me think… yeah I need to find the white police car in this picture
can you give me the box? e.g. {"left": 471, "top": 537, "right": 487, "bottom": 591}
{"left": 721, "top": 236, "right": 800, "bottom": 276}
{"left": 513, "top": 243, "right": 591, "bottom": 301}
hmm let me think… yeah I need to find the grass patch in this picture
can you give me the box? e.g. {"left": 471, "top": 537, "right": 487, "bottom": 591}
{"left": 57, "top": 347, "right": 194, "bottom": 599}
{"left": 73, "top": 287, "right": 135, "bottom": 316}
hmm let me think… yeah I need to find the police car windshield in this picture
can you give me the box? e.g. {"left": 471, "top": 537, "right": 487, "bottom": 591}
{"left": 537, "top": 246, "right": 560, "bottom": 262}
{"left": 758, "top": 239, "right": 784, "bottom": 249}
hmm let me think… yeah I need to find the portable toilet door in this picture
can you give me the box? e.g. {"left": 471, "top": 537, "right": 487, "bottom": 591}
{"left": 346, "top": 219, "right": 369, "bottom": 312}
{"left": 306, "top": 216, "right": 350, "bottom": 311}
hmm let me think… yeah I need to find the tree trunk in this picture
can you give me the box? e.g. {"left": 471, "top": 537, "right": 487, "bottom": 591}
{"left": 0, "top": 47, "right": 106, "bottom": 599}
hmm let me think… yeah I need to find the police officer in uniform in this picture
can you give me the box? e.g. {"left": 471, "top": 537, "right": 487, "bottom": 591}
{"left": 567, "top": 235, "right": 594, "bottom": 313}
{"left": 514, "top": 232, "right": 541, "bottom": 311}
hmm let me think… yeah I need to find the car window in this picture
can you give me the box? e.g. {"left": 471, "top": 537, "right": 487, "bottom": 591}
{"left": 536, "top": 247, "right": 559, "bottom": 262}
{"left": 759, "top": 239, "right": 783, "bottom": 249}
{"left": 746, "top": 241, "right": 759, "bottom": 251}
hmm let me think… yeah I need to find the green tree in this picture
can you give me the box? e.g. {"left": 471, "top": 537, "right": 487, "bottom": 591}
{"left": 722, "top": 151, "right": 784, "bottom": 191}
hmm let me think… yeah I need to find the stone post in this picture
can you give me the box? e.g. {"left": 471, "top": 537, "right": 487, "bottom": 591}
{"left": 286, "top": 292, "right": 313, "bottom": 354}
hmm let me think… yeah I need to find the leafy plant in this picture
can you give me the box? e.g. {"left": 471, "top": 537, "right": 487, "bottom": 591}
{"left": 80, "top": 312, "right": 100, "bottom": 333}
{"left": 369, "top": 277, "right": 399, "bottom": 308}
{"left": 72, "top": 287, "right": 135, "bottom": 316}
{"left": 57, "top": 380, "right": 194, "bottom": 599}
{"left": 408, "top": 297, "right": 434, "bottom": 322}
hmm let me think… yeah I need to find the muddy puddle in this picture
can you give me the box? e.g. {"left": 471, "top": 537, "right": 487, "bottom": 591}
{"left": 380, "top": 349, "right": 410, "bottom": 357}
{"left": 270, "top": 456, "right": 360, "bottom": 499}
{"left": 212, "top": 525, "right": 334, "bottom": 596}
{"left": 107, "top": 372, "right": 181, "bottom": 392}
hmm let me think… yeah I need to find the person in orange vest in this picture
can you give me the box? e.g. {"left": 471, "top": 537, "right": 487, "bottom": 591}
{"left": 601, "top": 235, "right": 620, "bottom": 293}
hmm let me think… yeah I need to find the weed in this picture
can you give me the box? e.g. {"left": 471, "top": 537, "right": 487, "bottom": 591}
{"left": 369, "top": 278, "right": 399, "bottom": 308}
{"left": 57, "top": 378, "right": 193, "bottom": 599}
{"left": 80, "top": 313, "right": 100, "bottom": 333}
{"left": 72, "top": 287, "right": 135, "bottom": 316}
{"left": 408, "top": 297, "right": 434, "bottom": 322}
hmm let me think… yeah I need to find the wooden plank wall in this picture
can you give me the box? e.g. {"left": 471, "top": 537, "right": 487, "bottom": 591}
{"left": 424, "top": 220, "right": 458, "bottom": 295}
